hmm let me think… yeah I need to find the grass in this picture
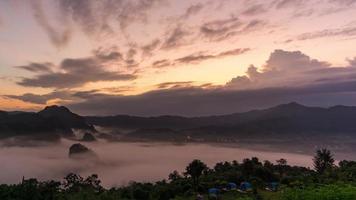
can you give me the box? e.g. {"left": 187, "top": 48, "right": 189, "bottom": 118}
{"left": 174, "top": 185, "right": 356, "bottom": 200}
{"left": 174, "top": 190, "right": 276, "bottom": 200}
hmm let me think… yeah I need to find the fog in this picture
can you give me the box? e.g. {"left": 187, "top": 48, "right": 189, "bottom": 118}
{"left": 0, "top": 139, "right": 317, "bottom": 187}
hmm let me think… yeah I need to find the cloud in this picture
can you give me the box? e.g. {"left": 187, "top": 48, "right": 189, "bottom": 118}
{"left": 15, "top": 62, "right": 54, "bottom": 73}
{"left": 291, "top": 26, "right": 356, "bottom": 41}
{"left": 66, "top": 80, "right": 356, "bottom": 116}
{"left": 5, "top": 86, "right": 135, "bottom": 105}
{"left": 226, "top": 49, "right": 330, "bottom": 90}
{"left": 5, "top": 90, "right": 72, "bottom": 104}
{"left": 56, "top": 0, "right": 165, "bottom": 36}
{"left": 182, "top": 3, "right": 204, "bottom": 19}
{"left": 199, "top": 16, "right": 266, "bottom": 41}
{"left": 175, "top": 48, "right": 250, "bottom": 64}
{"left": 93, "top": 48, "right": 123, "bottom": 61}
{"left": 329, "top": 0, "right": 356, "bottom": 6}
{"left": 273, "top": 0, "right": 305, "bottom": 9}
{"left": 151, "top": 48, "right": 250, "bottom": 68}
{"left": 141, "top": 39, "right": 161, "bottom": 57}
{"left": 10, "top": 49, "right": 356, "bottom": 116}
{"left": 161, "top": 25, "right": 190, "bottom": 49}
{"left": 151, "top": 59, "right": 172, "bottom": 68}
{"left": 200, "top": 16, "right": 241, "bottom": 41}
{"left": 31, "top": 1, "right": 71, "bottom": 48}
{"left": 242, "top": 4, "right": 266, "bottom": 16}
{"left": 16, "top": 50, "right": 136, "bottom": 89}
{"left": 156, "top": 81, "right": 194, "bottom": 89}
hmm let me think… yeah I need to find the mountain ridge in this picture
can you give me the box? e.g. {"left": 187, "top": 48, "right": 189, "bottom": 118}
{"left": 2, "top": 102, "right": 356, "bottom": 142}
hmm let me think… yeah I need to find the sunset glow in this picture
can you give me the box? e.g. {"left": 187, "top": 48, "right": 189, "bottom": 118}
{"left": 1, "top": 0, "right": 356, "bottom": 115}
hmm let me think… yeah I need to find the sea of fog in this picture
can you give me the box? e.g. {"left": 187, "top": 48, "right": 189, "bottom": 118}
{"left": 0, "top": 139, "right": 317, "bottom": 187}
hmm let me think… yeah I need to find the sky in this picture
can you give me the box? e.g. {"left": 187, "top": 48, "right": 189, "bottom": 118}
{"left": 0, "top": 0, "right": 356, "bottom": 116}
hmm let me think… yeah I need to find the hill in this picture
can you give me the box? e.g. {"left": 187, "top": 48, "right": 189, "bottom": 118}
{"left": 87, "top": 102, "right": 356, "bottom": 132}
{"left": 2, "top": 102, "right": 356, "bottom": 143}
{"left": 0, "top": 105, "right": 94, "bottom": 141}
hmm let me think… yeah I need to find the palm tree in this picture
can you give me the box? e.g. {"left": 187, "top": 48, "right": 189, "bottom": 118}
{"left": 185, "top": 159, "right": 208, "bottom": 192}
{"left": 313, "top": 148, "right": 335, "bottom": 174}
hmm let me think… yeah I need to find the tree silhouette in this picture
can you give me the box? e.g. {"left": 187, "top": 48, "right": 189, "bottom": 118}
{"left": 184, "top": 159, "right": 208, "bottom": 192}
{"left": 276, "top": 158, "right": 288, "bottom": 179}
{"left": 313, "top": 148, "right": 335, "bottom": 174}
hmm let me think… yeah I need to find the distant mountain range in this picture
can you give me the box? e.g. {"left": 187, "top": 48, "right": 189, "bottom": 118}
{"left": 2, "top": 102, "right": 356, "bottom": 143}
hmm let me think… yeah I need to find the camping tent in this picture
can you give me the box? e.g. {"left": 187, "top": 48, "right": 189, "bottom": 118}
{"left": 240, "top": 182, "right": 252, "bottom": 191}
{"left": 227, "top": 182, "right": 237, "bottom": 190}
{"left": 208, "top": 188, "right": 219, "bottom": 195}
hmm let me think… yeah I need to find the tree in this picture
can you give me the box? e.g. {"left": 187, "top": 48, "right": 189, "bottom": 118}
{"left": 313, "top": 148, "right": 335, "bottom": 174}
{"left": 277, "top": 158, "right": 288, "bottom": 179}
{"left": 184, "top": 159, "right": 208, "bottom": 192}
{"left": 84, "top": 174, "right": 103, "bottom": 192}
{"left": 277, "top": 158, "right": 287, "bottom": 166}
{"left": 63, "top": 173, "right": 84, "bottom": 192}
{"left": 168, "top": 170, "right": 182, "bottom": 182}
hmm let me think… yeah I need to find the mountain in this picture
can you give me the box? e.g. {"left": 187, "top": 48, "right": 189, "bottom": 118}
{"left": 86, "top": 102, "right": 356, "bottom": 141}
{"left": 38, "top": 105, "right": 95, "bottom": 131}
{"left": 2, "top": 102, "right": 356, "bottom": 143}
{"left": 0, "top": 105, "right": 94, "bottom": 141}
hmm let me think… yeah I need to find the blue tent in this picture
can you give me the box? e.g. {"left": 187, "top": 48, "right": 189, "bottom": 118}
{"left": 227, "top": 182, "right": 237, "bottom": 190}
{"left": 208, "top": 188, "right": 220, "bottom": 195}
{"left": 240, "top": 182, "right": 252, "bottom": 191}
{"left": 267, "top": 182, "right": 279, "bottom": 191}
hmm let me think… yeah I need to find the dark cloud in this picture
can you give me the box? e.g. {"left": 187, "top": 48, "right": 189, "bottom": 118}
{"left": 16, "top": 51, "right": 136, "bottom": 89}
{"left": 5, "top": 90, "right": 72, "bottom": 104}
{"left": 292, "top": 26, "right": 356, "bottom": 41}
{"left": 151, "top": 48, "right": 249, "bottom": 68}
{"left": 67, "top": 80, "right": 356, "bottom": 116}
{"left": 199, "top": 16, "right": 266, "bottom": 41}
{"left": 200, "top": 16, "right": 241, "bottom": 41}
{"left": 273, "top": 0, "right": 305, "bottom": 9}
{"left": 182, "top": 3, "right": 204, "bottom": 19}
{"left": 15, "top": 62, "right": 54, "bottom": 73}
{"left": 56, "top": 0, "right": 165, "bottom": 36}
{"left": 31, "top": 1, "right": 71, "bottom": 48}
{"left": 161, "top": 25, "right": 190, "bottom": 49}
{"left": 93, "top": 48, "right": 123, "bottom": 61}
{"left": 156, "top": 81, "right": 194, "bottom": 89}
{"left": 102, "top": 86, "right": 135, "bottom": 93}
{"left": 151, "top": 59, "right": 172, "bottom": 68}
{"left": 175, "top": 48, "right": 250, "bottom": 64}
{"left": 141, "top": 39, "right": 161, "bottom": 57}
{"left": 329, "top": 0, "right": 356, "bottom": 6}
{"left": 175, "top": 53, "right": 214, "bottom": 64}
{"left": 5, "top": 86, "right": 135, "bottom": 105}
{"left": 242, "top": 4, "right": 266, "bottom": 16}
{"left": 217, "top": 48, "right": 251, "bottom": 57}
{"left": 29, "top": 0, "right": 165, "bottom": 47}
{"left": 72, "top": 90, "right": 107, "bottom": 99}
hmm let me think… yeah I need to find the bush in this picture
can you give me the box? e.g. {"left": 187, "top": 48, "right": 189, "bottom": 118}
{"left": 281, "top": 184, "right": 356, "bottom": 200}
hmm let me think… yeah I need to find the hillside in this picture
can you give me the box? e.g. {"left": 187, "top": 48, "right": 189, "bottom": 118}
{"left": 2, "top": 102, "right": 356, "bottom": 143}
{"left": 87, "top": 102, "right": 356, "bottom": 135}
{"left": 0, "top": 105, "right": 94, "bottom": 141}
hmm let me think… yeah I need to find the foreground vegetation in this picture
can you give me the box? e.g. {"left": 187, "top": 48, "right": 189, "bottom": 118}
{"left": 1, "top": 149, "right": 356, "bottom": 200}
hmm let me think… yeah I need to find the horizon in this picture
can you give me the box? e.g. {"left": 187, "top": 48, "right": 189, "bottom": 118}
{"left": 4, "top": 101, "right": 356, "bottom": 117}
{"left": 1, "top": 1, "right": 356, "bottom": 116}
